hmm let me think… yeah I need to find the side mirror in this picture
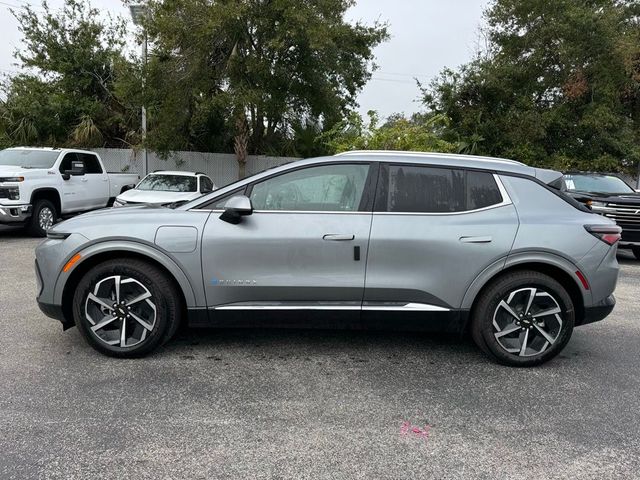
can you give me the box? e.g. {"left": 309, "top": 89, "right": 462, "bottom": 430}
{"left": 220, "top": 195, "right": 253, "bottom": 224}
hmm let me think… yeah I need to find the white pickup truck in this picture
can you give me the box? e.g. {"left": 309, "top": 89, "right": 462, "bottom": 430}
{"left": 0, "top": 147, "right": 139, "bottom": 236}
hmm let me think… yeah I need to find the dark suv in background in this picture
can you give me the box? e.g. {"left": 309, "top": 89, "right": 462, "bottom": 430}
{"left": 563, "top": 172, "right": 640, "bottom": 260}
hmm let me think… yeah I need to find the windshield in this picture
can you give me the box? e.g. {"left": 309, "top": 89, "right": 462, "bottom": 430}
{"left": 137, "top": 174, "right": 197, "bottom": 192}
{"left": 0, "top": 149, "right": 60, "bottom": 169}
{"left": 563, "top": 174, "right": 635, "bottom": 194}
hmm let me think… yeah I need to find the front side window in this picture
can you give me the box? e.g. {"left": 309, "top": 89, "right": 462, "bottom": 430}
{"left": 200, "top": 176, "right": 214, "bottom": 193}
{"left": 78, "top": 153, "right": 103, "bottom": 174}
{"left": 137, "top": 174, "right": 197, "bottom": 192}
{"left": 377, "top": 165, "right": 503, "bottom": 213}
{"left": 250, "top": 164, "right": 370, "bottom": 212}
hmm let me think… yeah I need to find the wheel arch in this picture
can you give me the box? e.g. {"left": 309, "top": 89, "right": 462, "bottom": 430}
{"left": 57, "top": 242, "right": 198, "bottom": 325}
{"left": 463, "top": 254, "right": 590, "bottom": 326}
{"left": 30, "top": 188, "right": 61, "bottom": 214}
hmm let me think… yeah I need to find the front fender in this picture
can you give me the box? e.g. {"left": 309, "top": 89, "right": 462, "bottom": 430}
{"left": 53, "top": 239, "right": 199, "bottom": 308}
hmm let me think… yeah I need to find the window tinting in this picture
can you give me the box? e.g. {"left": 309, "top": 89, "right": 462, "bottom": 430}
{"left": 467, "top": 171, "right": 503, "bottom": 210}
{"left": 378, "top": 165, "right": 503, "bottom": 213}
{"left": 250, "top": 164, "right": 370, "bottom": 212}
{"left": 200, "top": 176, "right": 214, "bottom": 193}
{"left": 59, "top": 153, "right": 77, "bottom": 173}
{"left": 79, "top": 153, "right": 103, "bottom": 174}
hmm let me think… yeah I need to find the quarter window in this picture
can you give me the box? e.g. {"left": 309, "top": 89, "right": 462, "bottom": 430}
{"left": 377, "top": 165, "right": 503, "bottom": 213}
{"left": 250, "top": 164, "right": 370, "bottom": 212}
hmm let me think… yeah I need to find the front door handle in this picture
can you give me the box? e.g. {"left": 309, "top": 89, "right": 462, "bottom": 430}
{"left": 323, "top": 234, "right": 355, "bottom": 241}
{"left": 460, "top": 236, "right": 492, "bottom": 244}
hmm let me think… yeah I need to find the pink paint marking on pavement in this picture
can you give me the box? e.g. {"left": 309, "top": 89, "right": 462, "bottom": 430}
{"left": 400, "top": 421, "right": 432, "bottom": 442}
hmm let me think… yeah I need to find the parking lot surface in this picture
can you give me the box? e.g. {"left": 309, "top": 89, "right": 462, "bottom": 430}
{"left": 1, "top": 226, "right": 639, "bottom": 479}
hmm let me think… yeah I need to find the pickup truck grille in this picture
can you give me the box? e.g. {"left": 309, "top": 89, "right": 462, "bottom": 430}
{"left": 593, "top": 203, "right": 640, "bottom": 225}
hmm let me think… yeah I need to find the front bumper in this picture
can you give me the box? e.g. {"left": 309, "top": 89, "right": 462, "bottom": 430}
{"left": 0, "top": 203, "right": 31, "bottom": 224}
{"left": 580, "top": 294, "right": 616, "bottom": 326}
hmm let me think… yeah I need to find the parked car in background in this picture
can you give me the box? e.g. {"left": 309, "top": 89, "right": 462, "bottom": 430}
{"left": 0, "top": 147, "right": 139, "bottom": 236}
{"left": 36, "top": 151, "right": 620, "bottom": 366}
{"left": 563, "top": 172, "right": 640, "bottom": 260}
{"left": 113, "top": 171, "right": 215, "bottom": 208}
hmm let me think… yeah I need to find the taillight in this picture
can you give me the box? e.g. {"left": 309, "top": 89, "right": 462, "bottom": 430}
{"left": 584, "top": 225, "right": 622, "bottom": 245}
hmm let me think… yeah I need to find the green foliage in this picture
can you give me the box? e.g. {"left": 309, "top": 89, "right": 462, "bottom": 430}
{"left": 323, "top": 111, "right": 457, "bottom": 154}
{"left": 0, "top": 0, "right": 136, "bottom": 148}
{"left": 424, "top": 0, "right": 640, "bottom": 173}
{"left": 135, "top": 0, "right": 389, "bottom": 156}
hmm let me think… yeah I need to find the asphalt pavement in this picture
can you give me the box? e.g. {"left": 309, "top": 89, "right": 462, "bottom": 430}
{"left": 1, "top": 225, "right": 639, "bottom": 479}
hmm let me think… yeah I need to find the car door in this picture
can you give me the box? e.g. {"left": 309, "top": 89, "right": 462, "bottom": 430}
{"left": 362, "top": 162, "right": 519, "bottom": 329}
{"left": 58, "top": 153, "right": 85, "bottom": 212}
{"left": 200, "top": 162, "right": 375, "bottom": 322}
{"left": 78, "top": 153, "right": 109, "bottom": 208}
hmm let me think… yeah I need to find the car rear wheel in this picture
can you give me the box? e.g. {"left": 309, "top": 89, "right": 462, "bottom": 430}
{"left": 27, "top": 199, "right": 57, "bottom": 237}
{"left": 471, "top": 270, "right": 575, "bottom": 367}
{"left": 632, "top": 247, "right": 640, "bottom": 261}
{"left": 72, "top": 259, "right": 181, "bottom": 357}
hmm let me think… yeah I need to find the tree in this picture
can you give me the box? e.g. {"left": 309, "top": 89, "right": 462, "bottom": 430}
{"left": 423, "top": 0, "right": 640, "bottom": 173}
{"left": 0, "top": 0, "right": 136, "bottom": 148}
{"left": 323, "top": 110, "right": 457, "bottom": 154}
{"left": 137, "top": 0, "right": 388, "bottom": 174}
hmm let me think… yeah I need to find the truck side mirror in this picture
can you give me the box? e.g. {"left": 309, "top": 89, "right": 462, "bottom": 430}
{"left": 62, "top": 161, "right": 86, "bottom": 180}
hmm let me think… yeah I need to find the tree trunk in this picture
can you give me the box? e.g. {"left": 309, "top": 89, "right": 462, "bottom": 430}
{"left": 234, "top": 108, "right": 249, "bottom": 179}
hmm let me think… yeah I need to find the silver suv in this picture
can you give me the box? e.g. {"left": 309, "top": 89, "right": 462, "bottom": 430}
{"left": 36, "top": 151, "right": 621, "bottom": 366}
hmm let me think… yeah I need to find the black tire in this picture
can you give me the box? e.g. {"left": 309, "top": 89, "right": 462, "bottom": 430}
{"left": 27, "top": 199, "right": 57, "bottom": 237}
{"left": 632, "top": 247, "right": 640, "bottom": 261}
{"left": 471, "top": 270, "right": 575, "bottom": 367}
{"left": 72, "top": 259, "right": 181, "bottom": 357}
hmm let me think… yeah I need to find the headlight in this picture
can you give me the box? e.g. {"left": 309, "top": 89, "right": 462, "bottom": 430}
{"left": 0, "top": 186, "right": 20, "bottom": 200}
{"left": 590, "top": 201, "right": 607, "bottom": 209}
{"left": 0, "top": 177, "right": 24, "bottom": 182}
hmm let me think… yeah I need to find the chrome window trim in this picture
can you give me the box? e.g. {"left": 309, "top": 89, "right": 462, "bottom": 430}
{"left": 375, "top": 174, "right": 512, "bottom": 216}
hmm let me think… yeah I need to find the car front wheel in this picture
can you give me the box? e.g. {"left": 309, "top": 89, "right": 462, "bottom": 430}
{"left": 471, "top": 270, "right": 575, "bottom": 367}
{"left": 27, "top": 199, "right": 57, "bottom": 237}
{"left": 72, "top": 259, "right": 181, "bottom": 357}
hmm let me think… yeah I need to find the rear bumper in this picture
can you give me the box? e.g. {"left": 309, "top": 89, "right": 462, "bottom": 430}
{"left": 0, "top": 203, "right": 31, "bottom": 224}
{"left": 580, "top": 294, "right": 616, "bottom": 326}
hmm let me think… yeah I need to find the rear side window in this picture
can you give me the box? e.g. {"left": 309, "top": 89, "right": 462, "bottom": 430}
{"left": 376, "top": 165, "right": 503, "bottom": 213}
{"left": 78, "top": 153, "right": 103, "bottom": 174}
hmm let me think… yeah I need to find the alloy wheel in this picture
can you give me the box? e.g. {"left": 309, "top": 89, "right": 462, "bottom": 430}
{"left": 84, "top": 275, "right": 157, "bottom": 348}
{"left": 492, "top": 287, "right": 563, "bottom": 357}
{"left": 38, "top": 207, "right": 54, "bottom": 231}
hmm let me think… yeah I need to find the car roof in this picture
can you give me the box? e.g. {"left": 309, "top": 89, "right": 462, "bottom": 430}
{"left": 149, "top": 171, "right": 201, "bottom": 176}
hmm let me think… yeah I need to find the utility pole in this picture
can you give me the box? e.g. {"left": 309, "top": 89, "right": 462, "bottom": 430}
{"left": 130, "top": 4, "right": 149, "bottom": 176}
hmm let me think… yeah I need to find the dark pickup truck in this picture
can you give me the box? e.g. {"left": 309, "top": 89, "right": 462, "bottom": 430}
{"left": 563, "top": 172, "right": 640, "bottom": 260}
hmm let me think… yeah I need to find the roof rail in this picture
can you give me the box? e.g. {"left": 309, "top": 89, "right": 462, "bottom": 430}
{"left": 334, "top": 150, "right": 526, "bottom": 166}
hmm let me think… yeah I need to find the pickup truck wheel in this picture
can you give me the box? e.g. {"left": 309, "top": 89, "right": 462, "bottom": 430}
{"left": 471, "top": 271, "right": 575, "bottom": 367}
{"left": 27, "top": 199, "right": 57, "bottom": 237}
{"left": 632, "top": 247, "right": 640, "bottom": 260}
{"left": 72, "top": 259, "right": 181, "bottom": 357}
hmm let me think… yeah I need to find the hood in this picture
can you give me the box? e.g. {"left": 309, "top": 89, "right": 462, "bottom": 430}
{"left": 0, "top": 165, "right": 39, "bottom": 176}
{"left": 117, "top": 189, "right": 201, "bottom": 204}
{"left": 568, "top": 191, "right": 640, "bottom": 205}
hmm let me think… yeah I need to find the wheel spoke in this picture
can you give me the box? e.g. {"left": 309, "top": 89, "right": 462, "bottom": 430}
{"left": 498, "top": 300, "right": 520, "bottom": 320}
{"left": 524, "top": 288, "right": 537, "bottom": 315}
{"left": 495, "top": 324, "right": 521, "bottom": 338}
{"left": 114, "top": 276, "right": 122, "bottom": 304}
{"left": 87, "top": 293, "right": 113, "bottom": 312}
{"left": 120, "top": 317, "right": 127, "bottom": 347}
{"left": 533, "top": 307, "right": 561, "bottom": 318}
{"left": 126, "top": 292, "right": 152, "bottom": 307}
{"left": 519, "top": 329, "right": 529, "bottom": 356}
{"left": 534, "top": 324, "right": 556, "bottom": 344}
{"left": 129, "top": 311, "right": 153, "bottom": 331}
{"left": 91, "top": 316, "right": 117, "bottom": 332}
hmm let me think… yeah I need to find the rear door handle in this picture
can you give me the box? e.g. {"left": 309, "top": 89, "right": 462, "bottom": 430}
{"left": 460, "top": 236, "right": 492, "bottom": 243}
{"left": 323, "top": 234, "right": 355, "bottom": 241}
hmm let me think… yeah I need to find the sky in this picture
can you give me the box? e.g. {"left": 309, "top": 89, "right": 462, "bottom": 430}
{"left": 0, "top": 0, "right": 491, "bottom": 120}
